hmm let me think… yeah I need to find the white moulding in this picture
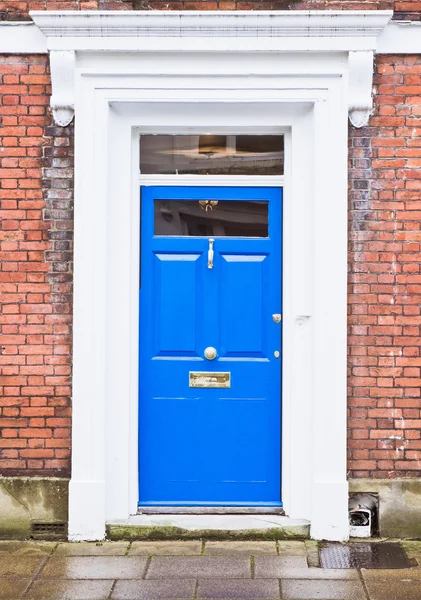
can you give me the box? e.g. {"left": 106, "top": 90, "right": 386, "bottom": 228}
{"left": 30, "top": 9, "right": 392, "bottom": 40}
{"left": 0, "top": 21, "right": 46, "bottom": 53}
{"left": 27, "top": 10, "right": 392, "bottom": 129}
{"left": 4, "top": 15, "right": 421, "bottom": 55}
{"left": 377, "top": 20, "right": 421, "bottom": 53}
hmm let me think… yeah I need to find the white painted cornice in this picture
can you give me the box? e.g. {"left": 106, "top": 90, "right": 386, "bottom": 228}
{"left": 29, "top": 10, "right": 392, "bottom": 53}
{"left": 25, "top": 10, "right": 393, "bottom": 128}
{"left": 31, "top": 10, "right": 392, "bottom": 40}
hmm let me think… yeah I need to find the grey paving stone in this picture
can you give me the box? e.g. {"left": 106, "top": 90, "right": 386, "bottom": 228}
{"left": 0, "top": 556, "right": 46, "bottom": 578}
{"left": 0, "top": 541, "right": 56, "bottom": 556}
{"left": 0, "top": 579, "right": 30, "bottom": 599}
{"left": 27, "top": 579, "right": 114, "bottom": 599}
{"left": 304, "top": 541, "right": 320, "bottom": 568}
{"left": 197, "top": 578, "right": 280, "bottom": 599}
{"left": 55, "top": 542, "right": 130, "bottom": 556}
{"left": 204, "top": 541, "right": 277, "bottom": 555}
{"left": 254, "top": 557, "right": 358, "bottom": 580}
{"left": 362, "top": 566, "right": 421, "bottom": 579}
{"left": 281, "top": 579, "right": 366, "bottom": 600}
{"left": 112, "top": 579, "right": 196, "bottom": 599}
{"left": 146, "top": 556, "right": 251, "bottom": 579}
{"left": 40, "top": 556, "right": 148, "bottom": 579}
{"left": 129, "top": 541, "right": 202, "bottom": 556}
{"left": 401, "top": 541, "right": 421, "bottom": 557}
{"left": 365, "top": 580, "right": 421, "bottom": 600}
{"left": 277, "top": 542, "right": 307, "bottom": 556}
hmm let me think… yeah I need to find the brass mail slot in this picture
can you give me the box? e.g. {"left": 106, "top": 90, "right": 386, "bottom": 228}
{"left": 189, "top": 372, "right": 231, "bottom": 389}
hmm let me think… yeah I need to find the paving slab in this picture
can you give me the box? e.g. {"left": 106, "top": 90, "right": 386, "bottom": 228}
{"left": 304, "top": 541, "right": 320, "bottom": 568}
{"left": 254, "top": 557, "right": 358, "bottom": 580}
{"left": 365, "top": 580, "right": 421, "bottom": 600}
{"left": 0, "top": 541, "right": 56, "bottom": 556}
{"left": 401, "top": 541, "right": 421, "bottom": 556}
{"left": 0, "top": 579, "right": 30, "bottom": 599}
{"left": 112, "top": 579, "right": 196, "bottom": 599}
{"left": 277, "top": 542, "right": 307, "bottom": 556}
{"left": 204, "top": 541, "right": 277, "bottom": 555}
{"left": 197, "top": 578, "right": 280, "bottom": 599}
{"left": 0, "top": 556, "right": 46, "bottom": 578}
{"left": 26, "top": 579, "right": 114, "bottom": 599}
{"left": 146, "top": 556, "right": 251, "bottom": 579}
{"left": 129, "top": 541, "right": 202, "bottom": 555}
{"left": 55, "top": 542, "right": 130, "bottom": 556}
{"left": 40, "top": 556, "right": 148, "bottom": 579}
{"left": 362, "top": 567, "right": 421, "bottom": 580}
{"left": 281, "top": 579, "right": 366, "bottom": 600}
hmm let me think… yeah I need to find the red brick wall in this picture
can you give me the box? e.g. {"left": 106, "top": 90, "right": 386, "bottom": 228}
{"left": 0, "top": 1, "right": 130, "bottom": 20}
{"left": 133, "top": 1, "right": 421, "bottom": 18}
{"left": 0, "top": 55, "right": 72, "bottom": 476}
{"left": 348, "top": 55, "right": 421, "bottom": 478}
{"left": 0, "top": 5, "right": 421, "bottom": 480}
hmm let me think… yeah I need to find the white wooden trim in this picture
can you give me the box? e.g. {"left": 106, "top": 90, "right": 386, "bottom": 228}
{"left": 3, "top": 17, "right": 421, "bottom": 55}
{"left": 0, "top": 22, "right": 46, "bottom": 53}
{"left": 138, "top": 175, "right": 285, "bottom": 188}
{"left": 31, "top": 10, "right": 391, "bottom": 40}
{"left": 28, "top": 11, "right": 390, "bottom": 128}
{"left": 377, "top": 21, "right": 421, "bottom": 54}
{"left": 63, "top": 46, "right": 351, "bottom": 542}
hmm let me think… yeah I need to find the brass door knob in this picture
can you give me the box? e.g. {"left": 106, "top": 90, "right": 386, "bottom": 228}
{"left": 204, "top": 347, "right": 217, "bottom": 360}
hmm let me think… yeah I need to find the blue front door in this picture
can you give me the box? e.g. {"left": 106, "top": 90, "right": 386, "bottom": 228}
{"left": 139, "top": 187, "right": 282, "bottom": 506}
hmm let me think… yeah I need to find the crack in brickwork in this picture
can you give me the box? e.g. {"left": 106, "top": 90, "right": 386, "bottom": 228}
{"left": 348, "top": 54, "right": 421, "bottom": 479}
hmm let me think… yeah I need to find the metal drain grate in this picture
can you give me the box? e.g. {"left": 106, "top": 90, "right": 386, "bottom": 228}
{"left": 320, "top": 543, "right": 414, "bottom": 569}
{"left": 31, "top": 522, "right": 67, "bottom": 540}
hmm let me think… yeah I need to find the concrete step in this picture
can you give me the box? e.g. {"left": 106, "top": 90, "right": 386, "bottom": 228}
{"left": 106, "top": 515, "right": 310, "bottom": 540}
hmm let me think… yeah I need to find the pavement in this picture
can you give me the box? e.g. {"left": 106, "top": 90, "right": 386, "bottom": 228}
{"left": 0, "top": 539, "right": 421, "bottom": 599}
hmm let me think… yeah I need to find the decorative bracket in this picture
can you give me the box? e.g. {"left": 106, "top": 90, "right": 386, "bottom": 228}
{"left": 49, "top": 50, "right": 75, "bottom": 127}
{"left": 348, "top": 51, "right": 375, "bottom": 128}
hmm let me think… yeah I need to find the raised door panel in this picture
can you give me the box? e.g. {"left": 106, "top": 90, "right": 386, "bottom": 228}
{"left": 219, "top": 253, "right": 268, "bottom": 357}
{"left": 152, "top": 252, "right": 202, "bottom": 356}
{"left": 204, "top": 397, "right": 268, "bottom": 485}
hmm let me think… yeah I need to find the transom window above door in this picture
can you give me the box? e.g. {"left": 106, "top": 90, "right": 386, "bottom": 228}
{"left": 139, "top": 134, "right": 284, "bottom": 176}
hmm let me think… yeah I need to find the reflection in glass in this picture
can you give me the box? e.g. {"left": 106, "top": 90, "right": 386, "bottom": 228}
{"left": 140, "top": 135, "right": 284, "bottom": 176}
{"left": 154, "top": 200, "right": 268, "bottom": 237}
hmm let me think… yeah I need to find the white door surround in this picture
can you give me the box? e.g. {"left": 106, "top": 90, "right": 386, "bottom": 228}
{"left": 31, "top": 10, "right": 392, "bottom": 542}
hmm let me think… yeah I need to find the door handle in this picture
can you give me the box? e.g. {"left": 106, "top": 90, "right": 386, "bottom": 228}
{"left": 208, "top": 238, "right": 214, "bottom": 269}
{"left": 204, "top": 347, "right": 217, "bottom": 360}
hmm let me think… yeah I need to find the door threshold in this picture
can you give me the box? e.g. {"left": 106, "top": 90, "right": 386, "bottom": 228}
{"left": 137, "top": 506, "right": 285, "bottom": 515}
{"left": 107, "top": 514, "right": 310, "bottom": 540}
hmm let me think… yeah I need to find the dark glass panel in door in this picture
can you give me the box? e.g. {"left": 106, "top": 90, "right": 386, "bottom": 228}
{"left": 154, "top": 200, "right": 268, "bottom": 237}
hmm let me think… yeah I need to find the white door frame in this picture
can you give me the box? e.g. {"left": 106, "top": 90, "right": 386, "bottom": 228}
{"left": 30, "top": 10, "right": 392, "bottom": 542}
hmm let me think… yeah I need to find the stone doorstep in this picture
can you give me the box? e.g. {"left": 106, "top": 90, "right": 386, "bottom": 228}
{"left": 105, "top": 515, "right": 310, "bottom": 541}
